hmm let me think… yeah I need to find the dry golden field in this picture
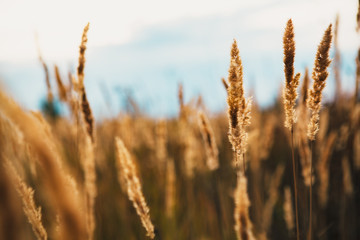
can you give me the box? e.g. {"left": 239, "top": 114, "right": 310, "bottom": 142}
{"left": 0, "top": 4, "right": 359, "bottom": 240}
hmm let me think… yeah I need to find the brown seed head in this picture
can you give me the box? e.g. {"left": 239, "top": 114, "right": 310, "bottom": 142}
{"left": 283, "top": 19, "right": 295, "bottom": 85}
{"left": 78, "top": 23, "right": 90, "bottom": 87}
{"left": 283, "top": 19, "right": 301, "bottom": 130}
{"left": 307, "top": 24, "right": 333, "bottom": 140}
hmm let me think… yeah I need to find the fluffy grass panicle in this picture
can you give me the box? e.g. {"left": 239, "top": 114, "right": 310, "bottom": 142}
{"left": 115, "top": 137, "right": 155, "bottom": 239}
{"left": 307, "top": 24, "right": 333, "bottom": 140}
{"left": 283, "top": 19, "right": 301, "bottom": 130}
{"left": 227, "top": 39, "right": 252, "bottom": 168}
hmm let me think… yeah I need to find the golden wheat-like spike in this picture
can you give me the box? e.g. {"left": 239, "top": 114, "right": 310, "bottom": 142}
{"left": 115, "top": 137, "right": 155, "bottom": 239}
{"left": 81, "top": 89, "right": 95, "bottom": 142}
{"left": 78, "top": 23, "right": 89, "bottom": 87}
{"left": 0, "top": 90, "right": 86, "bottom": 240}
{"left": 4, "top": 160, "right": 48, "bottom": 240}
{"left": 283, "top": 19, "right": 301, "bottom": 130}
{"left": 198, "top": 111, "right": 219, "bottom": 170}
{"left": 76, "top": 23, "right": 95, "bottom": 142}
{"left": 307, "top": 24, "right": 333, "bottom": 140}
{"left": 234, "top": 172, "right": 255, "bottom": 240}
{"left": 283, "top": 19, "right": 295, "bottom": 86}
{"left": 54, "top": 65, "right": 67, "bottom": 102}
{"left": 227, "top": 39, "right": 242, "bottom": 131}
{"left": 227, "top": 39, "right": 251, "bottom": 168}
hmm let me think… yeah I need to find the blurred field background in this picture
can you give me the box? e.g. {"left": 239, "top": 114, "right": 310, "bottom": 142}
{"left": 0, "top": 0, "right": 359, "bottom": 240}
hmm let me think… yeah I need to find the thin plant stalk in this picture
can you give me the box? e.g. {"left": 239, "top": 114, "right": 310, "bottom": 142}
{"left": 309, "top": 140, "right": 313, "bottom": 240}
{"left": 291, "top": 128, "right": 300, "bottom": 240}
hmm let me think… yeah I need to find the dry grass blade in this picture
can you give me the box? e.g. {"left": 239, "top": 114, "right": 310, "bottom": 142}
{"left": 0, "top": 90, "right": 86, "bottom": 240}
{"left": 54, "top": 65, "right": 68, "bottom": 102}
{"left": 4, "top": 160, "right": 47, "bottom": 240}
{"left": 222, "top": 77, "right": 229, "bottom": 92}
{"left": 115, "top": 137, "right": 155, "bottom": 239}
{"left": 178, "top": 83, "right": 184, "bottom": 117}
{"left": 198, "top": 111, "right": 219, "bottom": 170}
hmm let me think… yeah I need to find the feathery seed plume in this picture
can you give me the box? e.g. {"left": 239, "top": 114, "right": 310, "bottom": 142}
{"left": 227, "top": 39, "right": 252, "bottom": 168}
{"left": 283, "top": 19, "right": 301, "bottom": 130}
{"left": 307, "top": 24, "right": 333, "bottom": 140}
{"left": 115, "top": 137, "right": 155, "bottom": 239}
{"left": 4, "top": 160, "right": 47, "bottom": 240}
{"left": 0, "top": 90, "right": 86, "bottom": 240}
{"left": 76, "top": 23, "right": 95, "bottom": 142}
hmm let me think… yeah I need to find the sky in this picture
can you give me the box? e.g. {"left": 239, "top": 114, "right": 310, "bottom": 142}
{"left": 0, "top": 0, "right": 359, "bottom": 117}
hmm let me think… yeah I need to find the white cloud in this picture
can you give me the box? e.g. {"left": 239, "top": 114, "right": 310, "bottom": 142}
{"left": 6, "top": 0, "right": 357, "bottom": 61}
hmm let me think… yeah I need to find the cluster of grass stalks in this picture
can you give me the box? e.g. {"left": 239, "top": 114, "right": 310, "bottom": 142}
{"left": 0, "top": 8, "right": 360, "bottom": 240}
